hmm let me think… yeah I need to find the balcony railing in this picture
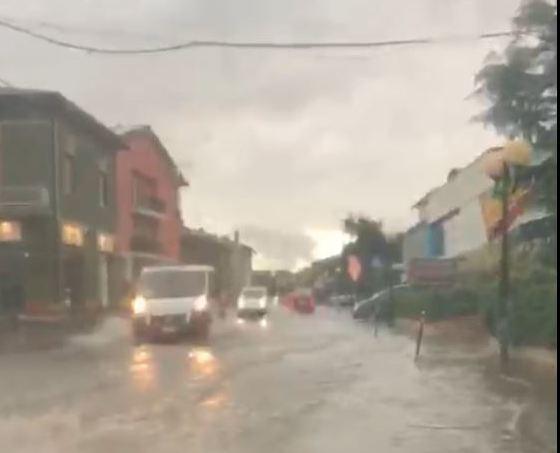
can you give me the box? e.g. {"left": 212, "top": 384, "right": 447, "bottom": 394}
{"left": 130, "top": 234, "right": 162, "bottom": 254}
{"left": 133, "top": 196, "right": 166, "bottom": 218}
{"left": 0, "top": 186, "right": 51, "bottom": 217}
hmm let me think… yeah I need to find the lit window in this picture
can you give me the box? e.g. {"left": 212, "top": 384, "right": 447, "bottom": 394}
{"left": 61, "top": 223, "right": 84, "bottom": 247}
{"left": 0, "top": 221, "right": 22, "bottom": 241}
{"left": 97, "top": 232, "right": 115, "bottom": 253}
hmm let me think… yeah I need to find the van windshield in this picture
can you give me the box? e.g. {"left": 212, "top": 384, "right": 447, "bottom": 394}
{"left": 242, "top": 288, "right": 266, "bottom": 299}
{"left": 138, "top": 270, "right": 206, "bottom": 299}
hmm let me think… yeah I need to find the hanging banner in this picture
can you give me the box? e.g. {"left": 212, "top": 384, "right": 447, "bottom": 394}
{"left": 479, "top": 185, "right": 532, "bottom": 240}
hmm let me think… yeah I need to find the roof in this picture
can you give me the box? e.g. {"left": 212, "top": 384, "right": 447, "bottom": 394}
{"left": 114, "top": 124, "right": 188, "bottom": 187}
{"left": 141, "top": 264, "right": 214, "bottom": 273}
{"left": 411, "top": 147, "right": 502, "bottom": 209}
{"left": 0, "top": 88, "right": 124, "bottom": 150}
{"left": 182, "top": 227, "right": 256, "bottom": 254}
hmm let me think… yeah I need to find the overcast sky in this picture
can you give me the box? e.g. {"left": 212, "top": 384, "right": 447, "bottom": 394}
{"left": 0, "top": 0, "right": 519, "bottom": 269}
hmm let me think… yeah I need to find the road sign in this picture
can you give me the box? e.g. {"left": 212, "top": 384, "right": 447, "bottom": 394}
{"left": 406, "top": 258, "right": 457, "bottom": 285}
{"left": 370, "top": 256, "right": 384, "bottom": 269}
{"left": 347, "top": 255, "right": 362, "bottom": 282}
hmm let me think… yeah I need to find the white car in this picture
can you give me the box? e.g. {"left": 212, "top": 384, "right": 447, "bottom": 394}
{"left": 237, "top": 286, "right": 268, "bottom": 319}
{"left": 131, "top": 265, "right": 213, "bottom": 341}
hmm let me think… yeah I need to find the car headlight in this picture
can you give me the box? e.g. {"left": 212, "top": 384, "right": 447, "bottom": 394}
{"left": 132, "top": 295, "right": 147, "bottom": 315}
{"left": 238, "top": 299, "right": 246, "bottom": 309}
{"left": 194, "top": 296, "right": 208, "bottom": 311}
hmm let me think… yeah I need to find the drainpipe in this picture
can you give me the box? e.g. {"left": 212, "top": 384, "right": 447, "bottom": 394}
{"left": 51, "top": 119, "right": 63, "bottom": 309}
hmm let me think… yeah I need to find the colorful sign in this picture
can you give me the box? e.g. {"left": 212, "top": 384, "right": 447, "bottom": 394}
{"left": 347, "top": 255, "right": 362, "bottom": 282}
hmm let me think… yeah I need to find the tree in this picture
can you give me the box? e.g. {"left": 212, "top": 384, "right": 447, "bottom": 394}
{"left": 341, "top": 216, "right": 402, "bottom": 296}
{"left": 473, "top": 1, "right": 556, "bottom": 138}
{"left": 473, "top": 0, "right": 557, "bottom": 262}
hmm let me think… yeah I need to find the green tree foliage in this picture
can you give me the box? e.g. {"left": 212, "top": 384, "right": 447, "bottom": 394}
{"left": 341, "top": 215, "right": 402, "bottom": 296}
{"left": 473, "top": 0, "right": 556, "bottom": 138}
{"left": 473, "top": 0, "right": 557, "bottom": 273}
{"left": 473, "top": 0, "right": 557, "bottom": 220}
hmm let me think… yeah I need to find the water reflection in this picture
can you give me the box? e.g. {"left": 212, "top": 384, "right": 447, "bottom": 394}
{"left": 188, "top": 348, "right": 219, "bottom": 379}
{"left": 130, "top": 346, "right": 156, "bottom": 391}
{"left": 200, "top": 389, "right": 229, "bottom": 410}
{"left": 236, "top": 317, "right": 269, "bottom": 328}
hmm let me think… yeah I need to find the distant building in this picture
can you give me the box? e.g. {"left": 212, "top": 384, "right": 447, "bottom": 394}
{"left": 251, "top": 270, "right": 278, "bottom": 295}
{"left": 403, "top": 147, "right": 553, "bottom": 276}
{"left": 113, "top": 125, "right": 187, "bottom": 289}
{"left": 0, "top": 88, "right": 123, "bottom": 318}
{"left": 181, "top": 228, "right": 254, "bottom": 300}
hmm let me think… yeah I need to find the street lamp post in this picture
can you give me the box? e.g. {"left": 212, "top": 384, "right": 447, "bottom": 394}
{"left": 498, "top": 160, "right": 511, "bottom": 365}
{"left": 483, "top": 139, "right": 532, "bottom": 368}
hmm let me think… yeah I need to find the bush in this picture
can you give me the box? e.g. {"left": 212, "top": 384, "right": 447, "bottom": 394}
{"left": 393, "top": 285, "right": 480, "bottom": 321}
{"left": 511, "top": 282, "right": 556, "bottom": 347}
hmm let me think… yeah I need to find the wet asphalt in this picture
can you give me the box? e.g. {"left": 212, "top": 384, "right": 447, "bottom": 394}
{"left": 0, "top": 306, "right": 556, "bottom": 453}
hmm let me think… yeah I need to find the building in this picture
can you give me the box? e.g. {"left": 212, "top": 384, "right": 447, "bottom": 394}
{"left": 0, "top": 88, "right": 123, "bottom": 318}
{"left": 403, "top": 147, "right": 553, "bottom": 276}
{"left": 181, "top": 228, "right": 254, "bottom": 300}
{"left": 113, "top": 125, "right": 187, "bottom": 290}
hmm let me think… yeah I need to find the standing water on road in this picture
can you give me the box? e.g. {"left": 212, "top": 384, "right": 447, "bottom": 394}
{"left": 0, "top": 308, "right": 555, "bottom": 452}
{"left": 0, "top": 0, "right": 556, "bottom": 451}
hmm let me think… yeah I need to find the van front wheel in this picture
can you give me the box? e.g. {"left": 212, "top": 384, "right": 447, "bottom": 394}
{"left": 194, "top": 323, "right": 210, "bottom": 342}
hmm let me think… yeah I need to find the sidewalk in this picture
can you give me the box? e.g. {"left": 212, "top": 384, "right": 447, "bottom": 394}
{"left": 0, "top": 312, "right": 107, "bottom": 353}
{"left": 395, "top": 315, "right": 557, "bottom": 381}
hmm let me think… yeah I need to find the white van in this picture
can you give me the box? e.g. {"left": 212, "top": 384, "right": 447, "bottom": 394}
{"left": 237, "top": 286, "right": 268, "bottom": 319}
{"left": 131, "top": 265, "right": 213, "bottom": 340}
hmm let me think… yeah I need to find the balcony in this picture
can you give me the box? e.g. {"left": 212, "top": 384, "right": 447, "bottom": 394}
{"left": 130, "top": 234, "right": 162, "bottom": 254}
{"left": 0, "top": 186, "right": 51, "bottom": 217}
{"left": 133, "top": 196, "right": 166, "bottom": 219}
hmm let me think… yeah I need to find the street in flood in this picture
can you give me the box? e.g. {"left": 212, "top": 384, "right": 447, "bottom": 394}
{"left": 0, "top": 307, "right": 555, "bottom": 453}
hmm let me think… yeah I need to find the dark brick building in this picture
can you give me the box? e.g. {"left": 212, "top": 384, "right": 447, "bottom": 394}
{"left": 0, "top": 88, "right": 123, "bottom": 320}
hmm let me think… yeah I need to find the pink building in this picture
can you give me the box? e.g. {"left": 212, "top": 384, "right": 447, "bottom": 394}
{"left": 114, "top": 125, "right": 187, "bottom": 282}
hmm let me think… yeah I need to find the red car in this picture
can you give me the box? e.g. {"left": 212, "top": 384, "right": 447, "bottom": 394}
{"left": 282, "top": 290, "right": 315, "bottom": 314}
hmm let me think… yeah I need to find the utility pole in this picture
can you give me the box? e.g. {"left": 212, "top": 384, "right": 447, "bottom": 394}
{"left": 498, "top": 162, "right": 512, "bottom": 366}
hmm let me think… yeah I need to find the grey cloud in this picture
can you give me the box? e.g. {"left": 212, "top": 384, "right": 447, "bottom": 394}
{"left": 237, "top": 225, "right": 315, "bottom": 270}
{"left": 0, "top": 0, "right": 519, "bottom": 269}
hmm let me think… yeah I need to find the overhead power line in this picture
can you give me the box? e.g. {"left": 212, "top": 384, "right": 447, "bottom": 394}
{"left": 0, "top": 18, "right": 515, "bottom": 55}
{"left": 0, "top": 75, "right": 14, "bottom": 87}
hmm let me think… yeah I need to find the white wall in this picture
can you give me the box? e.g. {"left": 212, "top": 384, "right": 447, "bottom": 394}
{"left": 443, "top": 198, "right": 488, "bottom": 257}
{"left": 418, "top": 157, "right": 494, "bottom": 224}
{"left": 413, "top": 153, "right": 494, "bottom": 259}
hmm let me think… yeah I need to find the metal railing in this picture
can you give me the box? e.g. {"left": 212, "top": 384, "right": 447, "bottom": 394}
{"left": 0, "top": 186, "right": 50, "bottom": 215}
{"left": 133, "top": 196, "right": 166, "bottom": 218}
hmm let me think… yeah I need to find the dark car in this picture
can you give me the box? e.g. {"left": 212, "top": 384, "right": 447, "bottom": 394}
{"left": 352, "top": 284, "right": 410, "bottom": 320}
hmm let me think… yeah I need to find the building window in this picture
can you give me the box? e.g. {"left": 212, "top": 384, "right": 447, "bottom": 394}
{"left": 0, "top": 221, "right": 22, "bottom": 242}
{"left": 99, "top": 171, "right": 109, "bottom": 207}
{"left": 132, "top": 173, "right": 156, "bottom": 208}
{"left": 428, "top": 223, "right": 445, "bottom": 257}
{"left": 62, "top": 154, "right": 76, "bottom": 195}
{"left": 61, "top": 222, "right": 84, "bottom": 247}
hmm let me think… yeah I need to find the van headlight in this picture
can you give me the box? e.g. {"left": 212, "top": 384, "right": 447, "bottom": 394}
{"left": 132, "top": 295, "right": 147, "bottom": 315}
{"left": 259, "top": 298, "right": 267, "bottom": 308}
{"left": 194, "top": 296, "right": 208, "bottom": 311}
{"left": 238, "top": 299, "right": 246, "bottom": 309}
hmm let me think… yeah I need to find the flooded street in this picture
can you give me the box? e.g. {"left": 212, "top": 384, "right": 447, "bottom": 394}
{"left": 0, "top": 307, "right": 556, "bottom": 453}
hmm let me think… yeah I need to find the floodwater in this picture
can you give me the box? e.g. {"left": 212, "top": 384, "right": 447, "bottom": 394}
{"left": 0, "top": 307, "right": 556, "bottom": 452}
